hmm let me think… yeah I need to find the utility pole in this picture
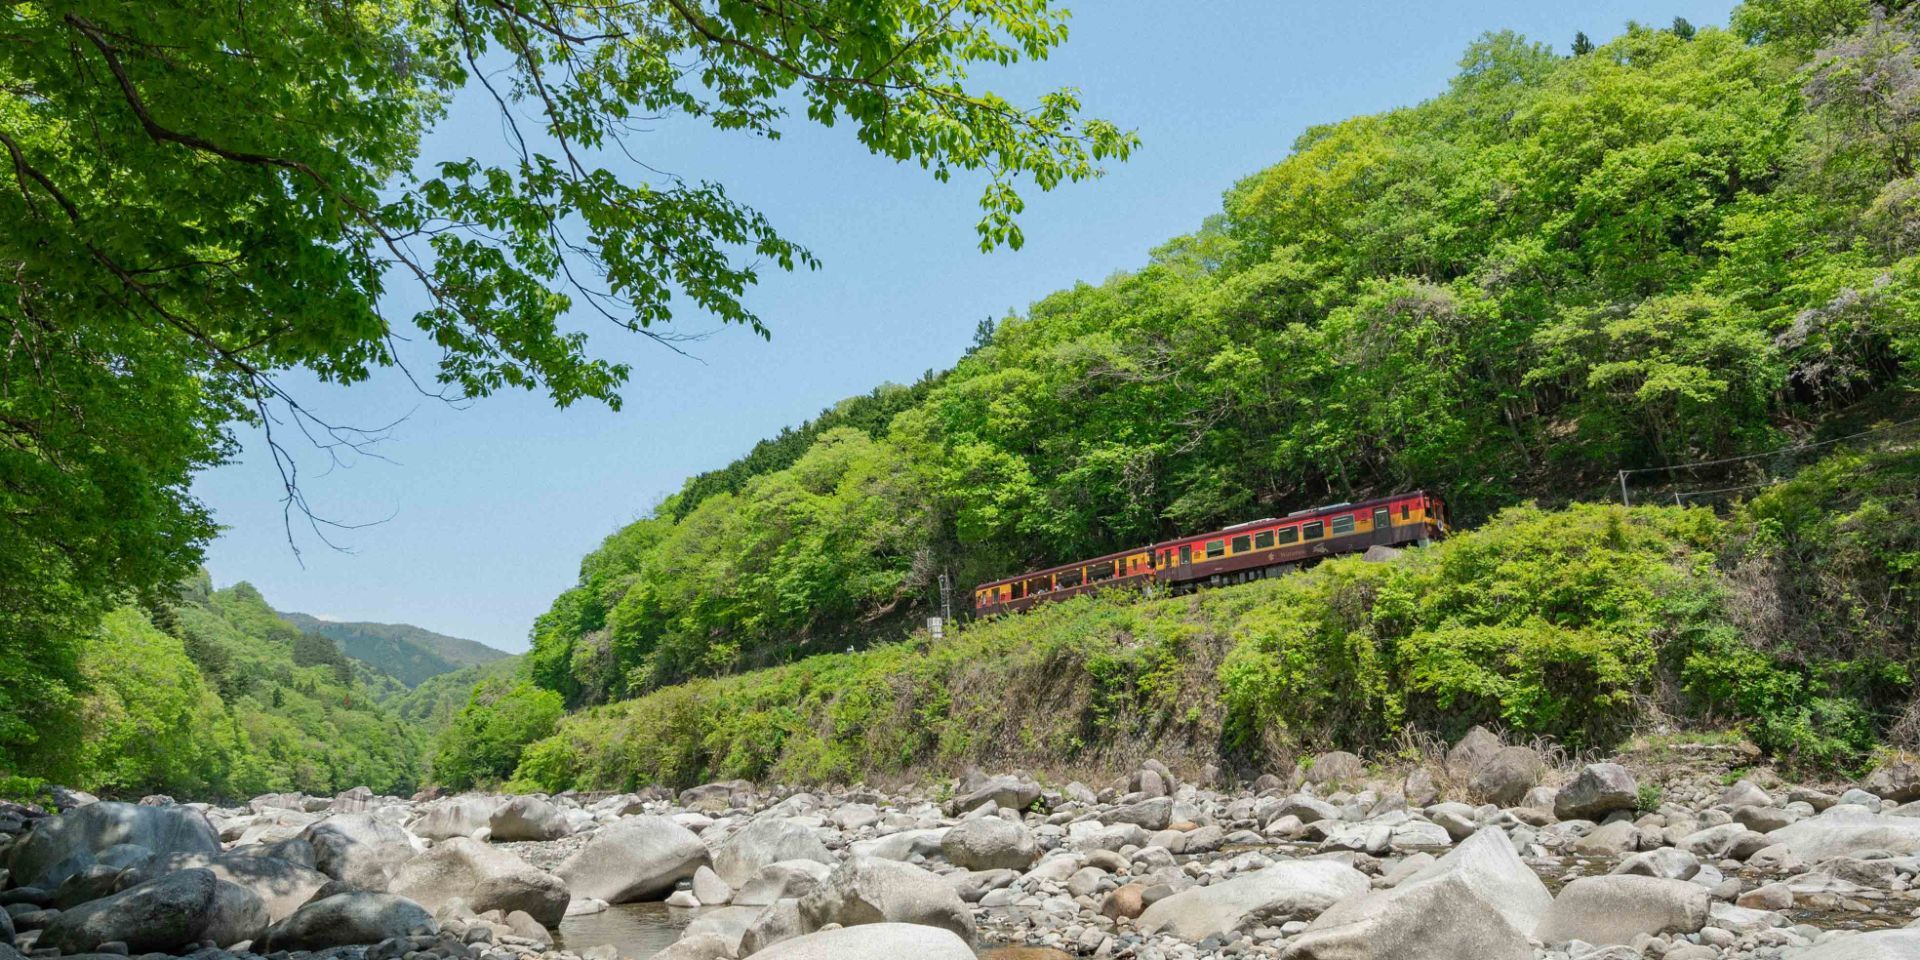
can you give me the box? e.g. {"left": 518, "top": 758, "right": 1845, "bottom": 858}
{"left": 1618, "top": 470, "right": 1631, "bottom": 507}
{"left": 938, "top": 571, "right": 953, "bottom": 623}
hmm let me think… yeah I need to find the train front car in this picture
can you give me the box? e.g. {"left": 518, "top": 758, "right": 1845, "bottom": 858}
{"left": 1152, "top": 490, "right": 1447, "bottom": 591}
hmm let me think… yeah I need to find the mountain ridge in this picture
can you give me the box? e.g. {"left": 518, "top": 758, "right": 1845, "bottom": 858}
{"left": 278, "top": 612, "right": 510, "bottom": 688}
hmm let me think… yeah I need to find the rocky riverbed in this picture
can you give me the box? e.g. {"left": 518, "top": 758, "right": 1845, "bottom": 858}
{"left": 7, "top": 729, "right": 1920, "bottom": 960}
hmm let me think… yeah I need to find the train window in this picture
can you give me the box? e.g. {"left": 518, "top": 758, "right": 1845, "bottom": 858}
{"left": 1401, "top": 502, "right": 1411, "bottom": 520}
{"left": 1254, "top": 530, "right": 1275, "bottom": 549}
{"left": 1089, "top": 560, "right": 1114, "bottom": 582}
{"left": 1374, "top": 507, "right": 1389, "bottom": 530}
{"left": 1179, "top": 545, "right": 1192, "bottom": 565}
{"left": 1277, "top": 526, "right": 1299, "bottom": 545}
{"left": 1331, "top": 514, "right": 1355, "bottom": 536}
{"left": 1058, "top": 569, "right": 1081, "bottom": 588}
{"left": 1303, "top": 520, "right": 1324, "bottom": 540}
{"left": 1231, "top": 534, "right": 1251, "bottom": 553}
{"left": 1205, "top": 539, "right": 1225, "bottom": 558}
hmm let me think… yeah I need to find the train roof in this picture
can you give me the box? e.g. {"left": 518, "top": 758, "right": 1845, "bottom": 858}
{"left": 1144, "top": 490, "right": 1430, "bottom": 551}
{"left": 973, "top": 490, "right": 1435, "bottom": 592}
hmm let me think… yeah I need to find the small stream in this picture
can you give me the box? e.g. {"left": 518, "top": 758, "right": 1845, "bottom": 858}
{"left": 554, "top": 903, "right": 1066, "bottom": 960}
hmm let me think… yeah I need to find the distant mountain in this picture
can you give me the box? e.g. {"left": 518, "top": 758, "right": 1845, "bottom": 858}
{"left": 278, "top": 612, "right": 511, "bottom": 688}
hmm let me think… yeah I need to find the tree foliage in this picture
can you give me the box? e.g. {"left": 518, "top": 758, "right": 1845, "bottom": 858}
{"left": 0, "top": 0, "right": 1132, "bottom": 755}
{"left": 526, "top": 3, "right": 1920, "bottom": 707}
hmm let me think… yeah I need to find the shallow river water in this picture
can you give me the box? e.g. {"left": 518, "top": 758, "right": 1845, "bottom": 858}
{"left": 553, "top": 903, "right": 1063, "bottom": 960}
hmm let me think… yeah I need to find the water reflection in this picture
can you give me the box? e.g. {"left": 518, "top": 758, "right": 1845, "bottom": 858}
{"left": 554, "top": 902, "right": 696, "bottom": 958}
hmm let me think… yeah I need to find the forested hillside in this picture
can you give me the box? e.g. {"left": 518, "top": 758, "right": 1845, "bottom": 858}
{"left": 279, "top": 612, "right": 510, "bottom": 688}
{"left": 522, "top": 2, "right": 1920, "bottom": 715}
{"left": 1, "top": 574, "right": 431, "bottom": 799}
{"left": 508, "top": 438, "right": 1920, "bottom": 790}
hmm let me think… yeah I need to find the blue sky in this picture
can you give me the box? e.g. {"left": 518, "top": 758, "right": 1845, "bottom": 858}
{"left": 195, "top": 0, "right": 1742, "bottom": 651}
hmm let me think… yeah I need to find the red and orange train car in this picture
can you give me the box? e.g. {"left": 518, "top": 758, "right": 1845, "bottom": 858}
{"left": 973, "top": 491, "right": 1450, "bottom": 616}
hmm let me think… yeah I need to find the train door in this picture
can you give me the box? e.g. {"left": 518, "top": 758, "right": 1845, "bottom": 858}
{"left": 1373, "top": 507, "right": 1390, "bottom": 546}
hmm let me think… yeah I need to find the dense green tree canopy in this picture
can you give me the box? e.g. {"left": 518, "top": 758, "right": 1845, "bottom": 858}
{"left": 0, "top": 0, "right": 1132, "bottom": 759}
{"left": 521, "top": 1, "right": 1920, "bottom": 707}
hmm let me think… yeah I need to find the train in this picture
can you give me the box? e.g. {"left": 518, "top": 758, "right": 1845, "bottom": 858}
{"left": 972, "top": 490, "right": 1450, "bottom": 616}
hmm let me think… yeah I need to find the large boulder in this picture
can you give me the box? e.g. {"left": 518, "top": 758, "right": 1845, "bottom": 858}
{"left": 749, "top": 923, "right": 974, "bottom": 960}
{"left": 301, "top": 814, "right": 415, "bottom": 891}
{"left": 733, "top": 860, "right": 833, "bottom": 906}
{"left": 1554, "top": 763, "right": 1638, "bottom": 821}
{"left": 796, "top": 856, "right": 974, "bottom": 941}
{"left": 412, "top": 796, "right": 497, "bottom": 841}
{"left": 1790, "top": 929, "right": 1920, "bottom": 959}
{"left": 711, "top": 819, "right": 832, "bottom": 888}
{"left": 1305, "top": 751, "right": 1366, "bottom": 789}
{"left": 39, "top": 868, "right": 267, "bottom": 954}
{"left": 1281, "top": 826, "right": 1549, "bottom": 960}
{"left": 1533, "top": 875, "right": 1709, "bottom": 946}
{"left": 1280, "top": 871, "right": 1531, "bottom": 960}
{"left": 947, "top": 774, "right": 1041, "bottom": 815}
{"left": 488, "top": 796, "right": 571, "bottom": 842}
{"left": 265, "top": 892, "right": 436, "bottom": 951}
{"left": 555, "top": 816, "right": 707, "bottom": 903}
{"left": 847, "top": 828, "right": 947, "bottom": 862}
{"left": 1468, "top": 746, "right": 1544, "bottom": 806}
{"left": 1447, "top": 726, "right": 1504, "bottom": 775}
{"left": 1136, "top": 860, "right": 1369, "bottom": 941}
{"left": 148, "top": 852, "right": 329, "bottom": 923}
{"left": 1861, "top": 760, "right": 1920, "bottom": 803}
{"left": 1765, "top": 806, "right": 1920, "bottom": 861}
{"left": 8, "top": 801, "right": 220, "bottom": 889}
{"left": 389, "top": 837, "right": 569, "bottom": 927}
{"left": 939, "top": 817, "right": 1038, "bottom": 871}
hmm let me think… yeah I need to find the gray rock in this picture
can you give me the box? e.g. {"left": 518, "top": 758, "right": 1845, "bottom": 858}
{"left": 487, "top": 796, "right": 571, "bottom": 842}
{"left": 555, "top": 816, "right": 707, "bottom": 904}
{"left": 40, "top": 869, "right": 266, "bottom": 954}
{"left": 678, "top": 905, "right": 761, "bottom": 955}
{"left": 388, "top": 837, "right": 568, "bottom": 928}
{"left": 1403, "top": 768, "right": 1441, "bottom": 807}
{"left": 939, "top": 817, "right": 1038, "bottom": 871}
{"left": 1611, "top": 847, "right": 1700, "bottom": 881}
{"left": 330, "top": 786, "right": 376, "bottom": 814}
{"left": 265, "top": 892, "right": 435, "bottom": 950}
{"left": 1862, "top": 760, "right": 1920, "bottom": 803}
{"left": 947, "top": 775, "right": 1040, "bottom": 815}
{"left": 1305, "top": 752, "right": 1366, "bottom": 788}
{"left": 147, "top": 852, "right": 329, "bottom": 923}
{"left": 733, "top": 860, "right": 832, "bottom": 907}
{"left": 1554, "top": 764, "right": 1638, "bottom": 821}
{"left": 690, "top": 865, "right": 731, "bottom": 906}
{"left": 796, "top": 856, "right": 974, "bottom": 941}
{"left": 1447, "top": 726, "right": 1504, "bottom": 775}
{"left": 711, "top": 819, "right": 833, "bottom": 888}
{"left": 1107, "top": 796, "right": 1173, "bottom": 831}
{"left": 846, "top": 828, "right": 946, "bottom": 862}
{"left": 1765, "top": 806, "right": 1920, "bottom": 860}
{"left": 301, "top": 814, "right": 415, "bottom": 891}
{"left": 1533, "top": 875, "right": 1709, "bottom": 946}
{"left": 412, "top": 797, "right": 496, "bottom": 842}
{"left": 737, "top": 897, "right": 805, "bottom": 955}
{"left": 1788, "top": 928, "right": 1920, "bottom": 959}
{"left": 9, "top": 802, "right": 221, "bottom": 890}
{"left": 1468, "top": 747, "right": 1543, "bottom": 806}
{"left": 1282, "top": 871, "right": 1532, "bottom": 960}
{"left": 1572, "top": 820, "right": 1639, "bottom": 856}
{"left": 1136, "top": 860, "right": 1369, "bottom": 940}
{"left": 747, "top": 923, "right": 974, "bottom": 960}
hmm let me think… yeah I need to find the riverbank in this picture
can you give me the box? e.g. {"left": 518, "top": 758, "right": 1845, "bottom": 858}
{"left": 8, "top": 727, "right": 1920, "bottom": 959}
